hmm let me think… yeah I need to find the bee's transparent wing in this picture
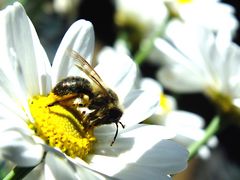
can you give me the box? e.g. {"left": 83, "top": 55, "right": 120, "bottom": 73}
{"left": 69, "top": 50, "right": 108, "bottom": 94}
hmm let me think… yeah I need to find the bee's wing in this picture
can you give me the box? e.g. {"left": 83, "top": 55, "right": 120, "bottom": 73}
{"left": 69, "top": 50, "right": 108, "bottom": 94}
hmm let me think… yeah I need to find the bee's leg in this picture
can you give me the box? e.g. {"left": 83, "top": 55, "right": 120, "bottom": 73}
{"left": 87, "top": 110, "right": 98, "bottom": 120}
{"left": 48, "top": 94, "right": 79, "bottom": 107}
{"left": 62, "top": 105, "right": 86, "bottom": 127}
{"left": 79, "top": 109, "right": 99, "bottom": 129}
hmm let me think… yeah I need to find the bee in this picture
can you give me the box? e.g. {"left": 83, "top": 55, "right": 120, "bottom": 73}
{"left": 49, "top": 50, "right": 124, "bottom": 145}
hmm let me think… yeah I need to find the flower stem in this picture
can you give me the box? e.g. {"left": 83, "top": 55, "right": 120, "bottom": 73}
{"left": 133, "top": 16, "right": 170, "bottom": 65}
{"left": 3, "top": 166, "right": 36, "bottom": 180}
{"left": 188, "top": 116, "right": 220, "bottom": 160}
{"left": 134, "top": 29, "right": 162, "bottom": 65}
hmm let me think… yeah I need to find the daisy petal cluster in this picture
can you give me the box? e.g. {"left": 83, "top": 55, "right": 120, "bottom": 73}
{"left": 114, "top": 0, "right": 169, "bottom": 51}
{"left": 114, "top": 0, "right": 238, "bottom": 53}
{"left": 0, "top": 2, "right": 188, "bottom": 179}
{"left": 154, "top": 20, "right": 240, "bottom": 114}
{"left": 140, "top": 78, "right": 218, "bottom": 159}
{"left": 164, "top": 0, "right": 238, "bottom": 35}
{"left": 115, "top": 0, "right": 168, "bottom": 35}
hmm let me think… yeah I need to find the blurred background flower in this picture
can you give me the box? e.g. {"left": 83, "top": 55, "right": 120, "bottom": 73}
{"left": 140, "top": 78, "right": 218, "bottom": 160}
{"left": 165, "top": 0, "right": 238, "bottom": 35}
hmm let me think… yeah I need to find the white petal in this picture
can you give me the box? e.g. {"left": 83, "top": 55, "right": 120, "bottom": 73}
{"left": 95, "top": 47, "right": 137, "bottom": 100}
{"left": 121, "top": 90, "right": 159, "bottom": 127}
{"left": 94, "top": 124, "right": 175, "bottom": 151}
{"left": 41, "top": 146, "right": 112, "bottom": 179}
{"left": 0, "top": 94, "right": 44, "bottom": 167}
{"left": 116, "top": 0, "right": 168, "bottom": 35}
{"left": 89, "top": 154, "right": 171, "bottom": 180}
{"left": 140, "top": 77, "right": 163, "bottom": 94}
{"left": 154, "top": 38, "right": 205, "bottom": 92}
{"left": 23, "top": 163, "right": 45, "bottom": 180}
{"left": 74, "top": 161, "right": 110, "bottom": 180}
{"left": 154, "top": 38, "right": 193, "bottom": 66}
{"left": 114, "top": 164, "right": 171, "bottom": 180}
{"left": 165, "top": 20, "right": 214, "bottom": 65}
{"left": 44, "top": 152, "right": 79, "bottom": 180}
{"left": 0, "top": 2, "right": 51, "bottom": 97}
{"left": 129, "top": 140, "right": 188, "bottom": 175}
{"left": 174, "top": 129, "right": 205, "bottom": 146}
{"left": 51, "top": 20, "right": 95, "bottom": 85}
{"left": 223, "top": 43, "right": 240, "bottom": 97}
{"left": 0, "top": 82, "right": 27, "bottom": 120}
{"left": 180, "top": 2, "right": 238, "bottom": 34}
{"left": 162, "top": 111, "right": 206, "bottom": 145}
{"left": 89, "top": 125, "right": 187, "bottom": 178}
{"left": 65, "top": 155, "right": 114, "bottom": 179}
{"left": 26, "top": 17, "right": 51, "bottom": 96}
{"left": 0, "top": 119, "right": 43, "bottom": 167}
{"left": 164, "top": 111, "right": 205, "bottom": 129}
{"left": 157, "top": 66, "right": 204, "bottom": 93}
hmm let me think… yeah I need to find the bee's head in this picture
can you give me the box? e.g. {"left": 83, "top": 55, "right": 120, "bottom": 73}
{"left": 108, "top": 107, "right": 123, "bottom": 123}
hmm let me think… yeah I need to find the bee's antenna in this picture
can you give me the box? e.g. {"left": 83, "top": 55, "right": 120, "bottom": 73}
{"left": 110, "top": 122, "right": 125, "bottom": 146}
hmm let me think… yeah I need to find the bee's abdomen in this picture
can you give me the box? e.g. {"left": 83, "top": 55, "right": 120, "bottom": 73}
{"left": 53, "top": 76, "right": 93, "bottom": 96}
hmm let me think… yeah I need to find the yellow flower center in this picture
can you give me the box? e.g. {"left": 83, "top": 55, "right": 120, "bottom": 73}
{"left": 28, "top": 93, "right": 96, "bottom": 159}
{"left": 206, "top": 87, "right": 240, "bottom": 125}
{"left": 206, "top": 88, "right": 232, "bottom": 113}
{"left": 165, "top": 0, "right": 193, "bottom": 19}
{"left": 160, "top": 93, "right": 172, "bottom": 113}
{"left": 177, "top": 0, "right": 192, "bottom": 4}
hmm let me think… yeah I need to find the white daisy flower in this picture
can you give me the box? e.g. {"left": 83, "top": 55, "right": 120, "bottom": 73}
{"left": 115, "top": 0, "right": 169, "bottom": 40}
{"left": 0, "top": 2, "right": 188, "bottom": 179}
{"left": 155, "top": 20, "right": 240, "bottom": 114}
{"left": 140, "top": 78, "right": 218, "bottom": 159}
{"left": 164, "top": 0, "right": 238, "bottom": 35}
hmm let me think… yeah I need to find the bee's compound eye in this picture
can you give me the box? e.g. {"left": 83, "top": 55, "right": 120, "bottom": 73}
{"left": 109, "top": 108, "right": 123, "bottom": 122}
